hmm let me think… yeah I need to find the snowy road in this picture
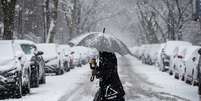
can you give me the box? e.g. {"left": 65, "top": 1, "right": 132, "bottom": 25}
{"left": 1, "top": 55, "right": 200, "bottom": 101}
{"left": 59, "top": 55, "right": 199, "bottom": 101}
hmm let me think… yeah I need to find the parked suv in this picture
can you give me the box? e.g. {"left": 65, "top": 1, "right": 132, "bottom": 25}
{"left": 0, "top": 40, "right": 31, "bottom": 98}
{"left": 15, "top": 40, "right": 46, "bottom": 88}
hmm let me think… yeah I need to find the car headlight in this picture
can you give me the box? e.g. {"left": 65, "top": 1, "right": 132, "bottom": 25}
{"left": 3, "top": 68, "right": 18, "bottom": 78}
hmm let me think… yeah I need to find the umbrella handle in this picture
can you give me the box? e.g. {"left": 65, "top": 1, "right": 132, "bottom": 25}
{"left": 90, "top": 75, "right": 95, "bottom": 82}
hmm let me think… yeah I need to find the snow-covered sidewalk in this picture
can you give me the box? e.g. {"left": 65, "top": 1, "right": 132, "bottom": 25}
{"left": 127, "top": 55, "right": 200, "bottom": 101}
{"left": 2, "top": 65, "right": 90, "bottom": 101}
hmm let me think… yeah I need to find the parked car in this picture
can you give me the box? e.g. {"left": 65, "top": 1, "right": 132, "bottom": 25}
{"left": 168, "top": 46, "right": 180, "bottom": 75}
{"left": 160, "top": 41, "right": 192, "bottom": 71}
{"left": 58, "top": 45, "right": 71, "bottom": 72}
{"left": 37, "top": 44, "right": 65, "bottom": 75}
{"left": 184, "top": 46, "right": 201, "bottom": 84}
{"left": 0, "top": 41, "right": 31, "bottom": 98}
{"left": 144, "top": 44, "right": 160, "bottom": 65}
{"left": 140, "top": 45, "right": 150, "bottom": 63}
{"left": 155, "top": 43, "right": 165, "bottom": 69}
{"left": 68, "top": 50, "right": 82, "bottom": 68}
{"left": 172, "top": 46, "right": 188, "bottom": 80}
{"left": 146, "top": 44, "right": 160, "bottom": 65}
{"left": 15, "top": 40, "right": 46, "bottom": 88}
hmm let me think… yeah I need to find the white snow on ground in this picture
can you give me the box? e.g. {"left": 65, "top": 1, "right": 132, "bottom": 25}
{"left": 1, "top": 65, "right": 90, "bottom": 101}
{"left": 126, "top": 55, "right": 199, "bottom": 101}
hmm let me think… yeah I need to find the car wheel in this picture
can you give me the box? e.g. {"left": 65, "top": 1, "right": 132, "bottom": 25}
{"left": 170, "top": 70, "right": 173, "bottom": 75}
{"left": 179, "top": 74, "right": 184, "bottom": 81}
{"left": 22, "top": 72, "right": 30, "bottom": 95}
{"left": 56, "top": 68, "right": 63, "bottom": 75}
{"left": 13, "top": 77, "right": 22, "bottom": 98}
{"left": 181, "top": 75, "right": 185, "bottom": 81}
{"left": 64, "top": 62, "right": 70, "bottom": 72}
{"left": 174, "top": 73, "right": 179, "bottom": 79}
{"left": 31, "top": 68, "right": 39, "bottom": 88}
{"left": 184, "top": 75, "right": 189, "bottom": 84}
{"left": 39, "top": 74, "right": 46, "bottom": 84}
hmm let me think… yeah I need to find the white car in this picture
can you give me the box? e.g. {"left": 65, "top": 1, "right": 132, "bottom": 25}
{"left": 172, "top": 46, "right": 188, "bottom": 80}
{"left": 15, "top": 40, "right": 46, "bottom": 87}
{"left": 58, "top": 45, "right": 71, "bottom": 72}
{"left": 160, "top": 41, "right": 192, "bottom": 71}
{"left": 140, "top": 45, "right": 150, "bottom": 63}
{"left": 0, "top": 40, "right": 31, "bottom": 98}
{"left": 147, "top": 44, "right": 160, "bottom": 65}
{"left": 37, "top": 44, "right": 64, "bottom": 75}
{"left": 68, "top": 51, "right": 82, "bottom": 68}
{"left": 184, "top": 46, "right": 201, "bottom": 84}
{"left": 155, "top": 43, "right": 165, "bottom": 69}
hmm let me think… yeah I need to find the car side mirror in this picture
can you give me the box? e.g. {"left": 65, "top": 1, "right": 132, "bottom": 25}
{"left": 37, "top": 51, "right": 44, "bottom": 56}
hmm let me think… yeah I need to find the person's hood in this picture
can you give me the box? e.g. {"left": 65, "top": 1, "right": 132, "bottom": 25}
{"left": 0, "top": 57, "right": 17, "bottom": 73}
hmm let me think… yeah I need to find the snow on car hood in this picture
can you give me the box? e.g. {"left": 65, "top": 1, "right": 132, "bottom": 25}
{"left": 0, "top": 57, "right": 16, "bottom": 73}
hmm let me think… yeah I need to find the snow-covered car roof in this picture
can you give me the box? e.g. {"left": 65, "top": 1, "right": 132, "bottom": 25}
{"left": 164, "top": 41, "right": 192, "bottom": 56}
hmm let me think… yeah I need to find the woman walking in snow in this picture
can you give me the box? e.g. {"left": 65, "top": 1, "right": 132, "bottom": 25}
{"left": 92, "top": 51, "right": 125, "bottom": 101}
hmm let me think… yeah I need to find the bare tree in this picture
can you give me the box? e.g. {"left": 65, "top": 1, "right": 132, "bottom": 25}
{"left": 151, "top": 0, "right": 193, "bottom": 40}
{"left": 46, "top": 0, "right": 59, "bottom": 43}
{"left": 136, "top": 1, "right": 159, "bottom": 44}
{"left": 1, "top": 0, "right": 17, "bottom": 40}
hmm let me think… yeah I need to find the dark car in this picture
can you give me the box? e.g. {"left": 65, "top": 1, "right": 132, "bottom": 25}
{"left": 15, "top": 40, "right": 46, "bottom": 88}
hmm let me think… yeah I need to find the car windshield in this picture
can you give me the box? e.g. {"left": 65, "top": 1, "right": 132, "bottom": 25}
{"left": 20, "top": 44, "right": 36, "bottom": 55}
{"left": 0, "top": 43, "right": 14, "bottom": 58}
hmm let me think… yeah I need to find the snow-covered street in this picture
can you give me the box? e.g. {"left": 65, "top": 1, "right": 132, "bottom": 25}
{"left": 0, "top": 55, "right": 199, "bottom": 101}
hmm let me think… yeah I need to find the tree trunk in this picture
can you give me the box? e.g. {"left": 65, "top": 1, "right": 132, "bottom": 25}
{"left": 1, "top": 0, "right": 17, "bottom": 40}
{"left": 46, "top": 0, "right": 58, "bottom": 43}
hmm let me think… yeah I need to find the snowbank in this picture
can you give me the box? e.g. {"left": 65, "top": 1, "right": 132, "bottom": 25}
{"left": 126, "top": 55, "right": 199, "bottom": 101}
{"left": 3, "top": 65, "right": 91, "bottom": 101}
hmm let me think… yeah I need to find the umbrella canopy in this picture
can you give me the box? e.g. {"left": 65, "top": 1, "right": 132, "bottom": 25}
{"left": 69, "top": 32, "right": 131, "bottom": 56}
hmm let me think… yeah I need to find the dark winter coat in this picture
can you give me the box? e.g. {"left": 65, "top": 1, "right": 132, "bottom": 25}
{"left": 94, "top": 52, "right": 125, "bottom": 101}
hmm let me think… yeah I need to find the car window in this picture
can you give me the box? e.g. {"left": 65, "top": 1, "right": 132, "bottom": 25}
{"left": 20, "top": 44, "right": 36, "bottom": 55}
